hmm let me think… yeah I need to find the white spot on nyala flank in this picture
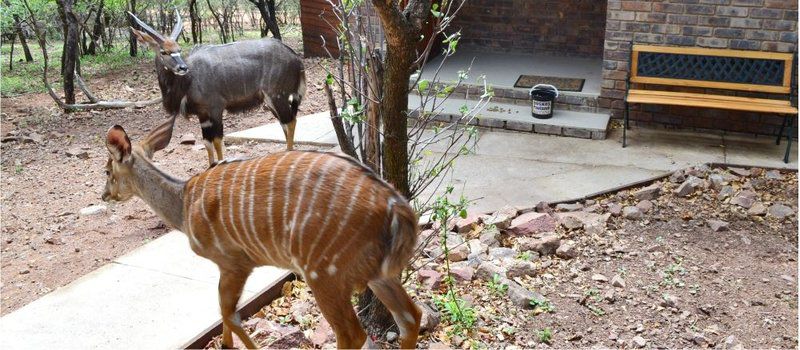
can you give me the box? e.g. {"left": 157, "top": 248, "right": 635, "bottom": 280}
{"left": 288, "top": 94, "right": 294, "bottom": 103}
{"left": 309, "top": 271, "right": 318, "bottom": 280}
{"left": 200, "top": 120, "right": 213, "bottom": 128}
{"left": 326, "top": 265, "right": 337, "bottom": 275}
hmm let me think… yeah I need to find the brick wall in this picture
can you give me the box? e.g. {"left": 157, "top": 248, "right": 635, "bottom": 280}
{"left": 601, "top": 0, "right": 798, "bottom": 136}
{"left": 451, "top": 0, "right": 607, "bottom": 57}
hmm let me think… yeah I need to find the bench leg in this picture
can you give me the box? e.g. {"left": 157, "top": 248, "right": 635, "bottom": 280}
{"left": 777, "top": 116, "right": 788, "bottom": 145}
{"left": 784, "top": 116, "right": 793, "bottom": 164}
{"left": 622, "top": 101, "right": 629, "bottom": 148}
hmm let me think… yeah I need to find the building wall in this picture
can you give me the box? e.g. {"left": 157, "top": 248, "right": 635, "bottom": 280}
{"left": 450, "top": 0, "right": 608, "bottom": 57}
{"left": 299, "top": 0, "right": 339, "bottom": 57}
{"left": 601, "top": 0, "right": 798, "bottom": 136}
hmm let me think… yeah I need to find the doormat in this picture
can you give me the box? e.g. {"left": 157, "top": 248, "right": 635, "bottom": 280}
{"left": 513, "top": 75, "right": 585, "bottom": 92}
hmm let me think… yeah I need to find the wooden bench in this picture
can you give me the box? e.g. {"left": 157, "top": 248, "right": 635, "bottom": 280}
{"left": 623, "top": 44, "right": 797, "bottom": 163}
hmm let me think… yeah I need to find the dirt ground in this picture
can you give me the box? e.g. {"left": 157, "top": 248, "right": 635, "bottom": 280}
{"left": 0, "top": 37, "right": 331, "bottom": 315}
{"left": 208, "top": 165, "right": 798, "bottom": 349}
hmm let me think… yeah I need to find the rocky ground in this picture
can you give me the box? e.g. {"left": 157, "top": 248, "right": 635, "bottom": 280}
{"left": 208, "top": 165, "right": 798, "bottom": 349}
{"left": 0, "top": 36, "right": 332, "bottom": 314}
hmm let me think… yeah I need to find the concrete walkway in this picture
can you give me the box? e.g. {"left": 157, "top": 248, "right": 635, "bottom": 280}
{"left": 228, "top": 113, "right": 796, "bottom": 213}
{"left": 0, "top": 232, "right": 289, "bottom": 349}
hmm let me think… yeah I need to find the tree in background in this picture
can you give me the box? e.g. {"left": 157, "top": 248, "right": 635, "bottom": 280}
{"left": 324, "top": 0, "right": 490, "bottom": 336}
{"left": 247, "top": 0, "right": 280, "bottom": 39}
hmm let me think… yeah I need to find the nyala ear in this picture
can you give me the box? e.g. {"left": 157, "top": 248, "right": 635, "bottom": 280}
{"left": 130, "top": 28, "right": 160, "bottom": 50}
{"left": 106, "top": 125, "right": 132, "bottom": 163}
{"left": 141, "top": 116, "right": 176, "bottom": 158}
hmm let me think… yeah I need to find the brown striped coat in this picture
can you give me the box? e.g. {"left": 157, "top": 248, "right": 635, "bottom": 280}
{"left": 103, "top": 119, "right": 421, "bottom": 349}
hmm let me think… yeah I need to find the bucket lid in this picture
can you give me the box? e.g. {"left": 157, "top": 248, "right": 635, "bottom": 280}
{"left": 529, "top": 84, "right": 559, "bottom": 98}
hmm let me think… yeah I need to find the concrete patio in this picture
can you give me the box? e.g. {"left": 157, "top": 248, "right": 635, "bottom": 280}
{"left": 228, "top": 112, "right": 797, "bottom": 213}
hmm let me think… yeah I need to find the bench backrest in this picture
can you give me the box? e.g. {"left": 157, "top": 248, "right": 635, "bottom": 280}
{"left": 631, "top": 44, "right": 794, "bottom": 94}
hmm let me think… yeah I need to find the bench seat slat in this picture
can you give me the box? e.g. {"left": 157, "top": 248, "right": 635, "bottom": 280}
{"left": 627, "top": 89, "right": 798, "bottom": 115}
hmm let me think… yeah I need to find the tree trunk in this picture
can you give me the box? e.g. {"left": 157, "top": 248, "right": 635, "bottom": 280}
{"left": 206, "top": 0, "right": 228, "bottom": 43}
{"left": 188, "top": 0, "right": 199, "bottom": 44}
{"left": 8, "top": 33, "right": 15, "bottom": 71}
{"left": 12, "top": 14, "right": 34, "bottom": 62}
{"left": 265, "top": 0, "right": 281, "bottom": 40}
{"left": 87, "top": 0, "right": 104, "bottom": 55}
{"left": 128, "top": 0, "right": 138, "bottom": 57}
{"left": 57, "top": 0, "right": 79, "bottom": 106}
{"left": 249, "top": 0, "right": 281, "bottom": 40}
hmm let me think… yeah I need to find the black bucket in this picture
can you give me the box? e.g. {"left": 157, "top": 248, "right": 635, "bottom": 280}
{"left": 529, "top": 84, "right": 559, "bottom": 119}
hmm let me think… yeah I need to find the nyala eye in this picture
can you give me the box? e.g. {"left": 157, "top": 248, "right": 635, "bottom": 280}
{"left": 105, "top": 170, "right": 111, "bottom": 176}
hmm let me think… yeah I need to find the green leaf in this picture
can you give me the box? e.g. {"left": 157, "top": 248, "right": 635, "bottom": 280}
{"left": 418, "top": 79, "right": 430, "bottom": 93}
{"left": 325, "top": 73, "right": 334, "bottom": 86}
{"left": 459, "top": 209, "right": 467, "bottom": 219}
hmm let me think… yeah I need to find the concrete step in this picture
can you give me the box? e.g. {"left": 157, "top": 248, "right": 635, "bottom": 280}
{"left": 0, "top": 232, "right": 290, "bottom": 349}
{"left": 409, "top": 94, "right": 610, "bottom": 140}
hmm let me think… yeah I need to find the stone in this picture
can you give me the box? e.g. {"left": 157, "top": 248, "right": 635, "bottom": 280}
{"left": 66, "top": 148, "right": 90, "bottom": 159}
{"left": 290, "top": 301, "right": 311, "bottom": 324}
{"left": 385, "top": 331, "right": 398, "bottom": 342}
{"left": 661, "top": 293, "right": 679, "bottom": 308}
{"left": 559, "top": 215, "right": 583, "bottom": 230}
{"left": 44, "top": 236, "right": 64, "bottom": 245}
{"left": 517, "top": 233, "right": 561, "bottom": 256}
{"left": 583, "top": 204, "right": 602, "bottom": 213}
{"left": 669, "top": 170, "right": 686, "bottom": 183}
{"left": 479, "top": 226, "right": 501, "bottom": 247}
{"left": 79, "top": 204, "right": 107, "bottom": 217}
{"left": 690, "top": 164, "right": 711, "bottom": 178}
{"left": 622, "top": 206, "right": 643, "bottom": 220}
{"left": 608, "top": 203, "right": 623, "bottom": 217}
{"left": 768, "top": 204, "right": 794, "bottom": 219}
{"left": 447, "top": 245, "right": 470, "bottom": 262}
{"left": 632, "top": 336, "right": 647, "bottom": 348}
{"left": 481, "top": 213, "right": 513, "bottom": 230}
{"left": 723, "top": 335, "right": 742, "bottom": 350}
{"left": 611, "top": 275, "right": 626, "bottom": 288}
{"left": 633, "top": 184, "right": 660, "bottom": 200}
{"left": 488, "top": 247, "right": 516, "bottom": 261}
{"left": 534, "top": 201, "right": 552, "bottom": 213}
{"left": 309, "top": 318, "right": 334, "bottom": 347}
{"left": 708, "top": 174, "right": 725, "bottom": 191}
{"left": 691, "top": 333, "right": 708, "bottom": 346}
{"left": 454, "top": 213, "right": 481, "bottom": 233}
{"left": 749, "top": 178, "right": 768, "bottom": 190}
{"left": 765, "top": 170, "right": 783, "bottom": 180}
{"left": 747, "top": 202, "right": 767, "bottom": 216}
{"left": 635, "top": 200, "right": 653, "bottom": 213}
{"left": 417, "top": 269, "right": 443, "bottom": 289}
{"left": 555, "top": 203, "right": 583, "bottom": 212}
{"left": 507, "top": 213, "right": 557, "bottom": 236}
{"left": 179, "top": 133, "right": 196, "bottom": 145}
{"left": 717, "top": 186, "right": 735, "bottom": 200}
{"left": 556, "top": 241, "right": 579, "bottom": 259}
{"left": 729, "top": 167, "right": 751, "bottom": 177}
{"left": 475, "top": 261, "right": 506, "bottom": 281}
{"left": 507, "top": 281, "right": 544, "bottom": 308}
{"left": 467, "top": 239, "right": 488, "bottom": 259}
{"left": 450, "top": 266, "right": 474, "bottom": 282}
{"left": 506, "top": 260, "right": 537, "bottom": 279}
{"left": 556, "top": 212, "right": 608, "bottom": 230}
{"left": 267, "top": 330, "right": 312, "bottom": 349}
{"left": 591, "top": 273, "right": 608, "bottom": 283}
{"left": 428, "top": 342, "right": 450, "bottom": 350}
{"left": 417, "top": 302, "right": 440, "bottom": 333}
{"left": 707, "top": 219, "right": 729, "bottom": 232}
{"left": 730, "top": 190, "right": 757, "bottom": 209}
{"left": 675, "top": 176, "right": 702, "bottom": 197}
